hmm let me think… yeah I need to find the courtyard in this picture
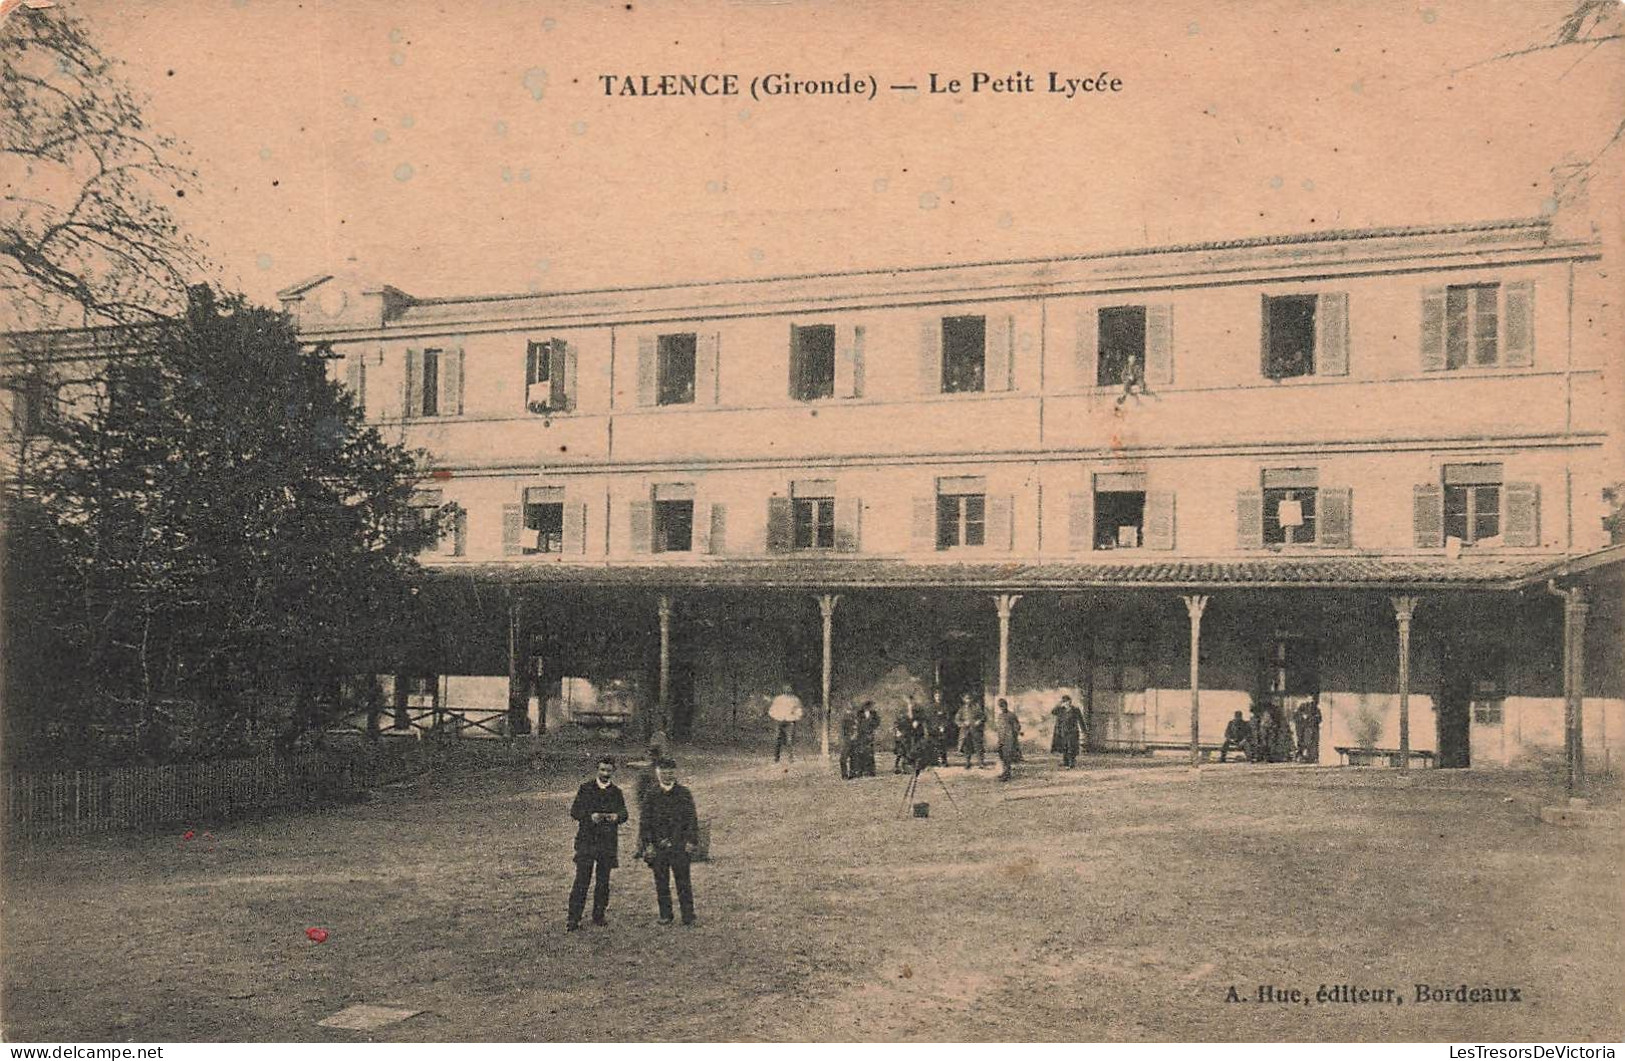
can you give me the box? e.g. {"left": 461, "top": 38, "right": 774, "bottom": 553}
{"left": 2, "top": 748, "right": 1621, "bottom": 1042}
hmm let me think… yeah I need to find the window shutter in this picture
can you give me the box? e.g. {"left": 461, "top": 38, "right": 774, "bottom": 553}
{"left": 1316, "top": 293, "right": 1349, "bottom": 376}
{"left": 501, "top": 503, "right": 523, "bottom": 556}
{"left": 526, "top": 342, "right": 540, "bottom": 388}
{"left": 1503, "top": 281, "right": 1534, "bottom": 368}
{"left": 708, "top": 503, "right": 727, "bottom": 555}
{"left": 629, "top": 500, "right": 654, "bottom": 554}
{"left": 1503, "top": 482, "right": 1540, "bottom": 547}
{"left": 693, "top": 497, "right": 712, "bottom": 555}
{"left": 765, "top": 496, "right": 793, "bottom": 553}
{"left": 911, "top": 496, "right": 936, "bottom": 551}
{"left": 1413, "top": 483, "right": 1444, "bottom": 548}
{"left": 549, "top": 341, "right": 567, "bottom": 411}
{"left": 1067, "top": 491, "right": 1093, "bottom": 552}
{"left": 1074, "top": 308, "right": 1097, "bottom": 391}
{"left": 345, "top": 354, "right": 366, "bottom": 411}
{"left": 695, "top": 331, "right": 721, "bottom": 404}
{"left": 1420, "top": 287, "right": 1447, "bottom": 371}
{"left": 636, "top": 336, "right": 657, "bottom": 406}
{"left": 1318, "top": 487, "right": 1352, "bottom": 548}
{"left": 563, "top": 501, "right": 588, "bottom": 554}
{"left": 1259, "top": 297, "right": 1272, "bottom": 378}
{"left": 1145, "top": 304, "right": 1174, "bottom": 386}
{"left": 985, "top": 314, "right": 1014, "bottom": 392}
{"left": 987, "top": 495, "right": 1015, "bottom": 551}
{"left": 835, "top": 324, "right": 864, "bottom": 399}
{"left": 1144, "top": 491, "right": 1176, "bottom": 551}
{"left": 786, "top": 325, "right": 801, "bottom": 399}
{"left": 404, "top": 348, "right": 422, "bottom": 418}
{"left": 1236, "top": 491, "right": 1263, "bottom": 549}
{"left": 918, "top": 318, "right": 941, "bottom": 394}
{"left": 834, "top": 497, "right": 861, "bottom": 553}
{"left": 443, "top": 347, "right": 464, "bottom": 415}
{"left": 452, "top": 507, "right": 468, "bottom": 557}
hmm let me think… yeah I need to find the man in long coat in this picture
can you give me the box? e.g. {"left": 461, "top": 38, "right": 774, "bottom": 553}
{"left": 567, "top": 755, "right": 629, "bottom": 930}
{"left": 853, "top": 701, "right": 881, "bottom": 778}
{"left": 635, "top": 759, "right": 701, "bottom": 926}
{"left": 956, "top": 693, "right": 987, "bottom": 769}
{"left": 995, "top": 698, "right": 1022, "bottom": 781}
{"left": 1050, "top": 695, "right": 1085, "bottom": 768}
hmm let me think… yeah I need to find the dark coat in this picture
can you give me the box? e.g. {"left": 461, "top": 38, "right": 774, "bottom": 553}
{"left": 996, "top": 710, "right": 1022, "bottom": 756}
{"left": 1050, "top": 704, "right": 1083, "bottom": 754}
{"left": 638, "top": 783, "right": 700, "bottom": 858}
{"left": 570, "top": 780, "right": 629, "bottom": 866}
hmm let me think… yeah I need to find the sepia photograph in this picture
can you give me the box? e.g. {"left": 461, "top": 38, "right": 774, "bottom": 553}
{"left": 1, "top": 0, "right": 1622, "bottom": 1047}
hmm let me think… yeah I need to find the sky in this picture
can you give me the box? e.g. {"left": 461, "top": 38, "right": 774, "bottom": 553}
{"left": 64, "top": 0, "right": 1625, "bottom": 306}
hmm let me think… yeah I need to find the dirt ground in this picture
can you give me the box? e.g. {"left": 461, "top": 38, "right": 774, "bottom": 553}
{"left": 2, "top": 746, "right": 1621, "bottom": 1043}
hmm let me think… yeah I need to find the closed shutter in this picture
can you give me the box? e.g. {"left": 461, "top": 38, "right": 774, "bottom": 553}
{"left": 696, "top": 331, "right": 721, "bottom": 404}
{"left": 708, "top": 504, "right": 727, "bottom": 555}
{"left": 1316, "top": 293, "right": 1349, "bottom": 376}
{"left": 629, "top": 500, "right": 653, "bottom": 554}
{"left": 452, "top": 508, "right": 469, "bottom": 557}
{"left": 636, "top": 336, "right": 657, "bottom": 406}
{"left": 1503, "top": 482, "right": 1540, "bottom": 547}
{"left": 985, "top": 314, "right": 1014, "bottom": 392}
{"left": 918, "top": 318, "right": 941, "bottom": 394}
{"left": 1503, "top": 281, "right": 1534, "bottom": 368}
{"left": 1413, "top": 483, "right": 1444, "bottom": 548}
{"left": 834, "top": 497, "right": 861, "bottom": 553}
{"left": 1067, "top": 491, "right": 1093, "bottom": 552}
{"left": 1318, "top": 487, "right": 1352, "bottom": 548}
{"left": 563, "top": 501, "right": 588, "bottom": 554}
{"left": 1236, "top": 491, "right": 1263, "bottom": 549}
{"left": 501, "top": 503, "right": 523, "bottom": 556}
{"left": 911, "top": 496, "right": 936, "bottom": 551}
{"left": 835, "top": 324, "right": 865, "bottom": 398}
{"left": 443, "top": 347, "right": 464, "bottom": 415}
{"left": 987, "top": 495, "right": 1015, "bottom": 551}
{"left": 1145, "top": 304, "right": 1174, "bottom": 386}
{"left": 549, "top": 342, "right": 567, "bottom": 411}
{"left": 1144, "top": 491, "right": 1176, "bottom": 551}
{"left": 1420, "top": 287, "right": 1447, "bottom": 371}
{"left": 345, "top": 353, "right": 366, "bottom": 411}
{"left": 404, "top": 348, "right": 422, "bottom": 418}
{"left": 1074, "top": 307, "right": 1097, "bottom": 390}
{"left": 765, "top": 496, "right": 793, "bottom": 553}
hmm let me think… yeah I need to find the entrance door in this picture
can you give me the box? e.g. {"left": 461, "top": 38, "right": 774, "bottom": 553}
{"left": 1436, "top": 642, "right": 1494, "bottom": 770}
{"left": 1088, "top": 638, "right": 1147, "bottom": 749}
{"left": 936, "top": 637, "right": 985, "bottom": 712}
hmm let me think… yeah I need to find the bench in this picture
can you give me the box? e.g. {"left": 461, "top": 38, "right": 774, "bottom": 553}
{"left": 571, "top": 711, "right": 633, "bottom": 729}
{"left": 1336, "top": 746, "right": 1437, "bottom": 768}
{"left": 1140, "top": 741, "right": 1235, "bottom": 762}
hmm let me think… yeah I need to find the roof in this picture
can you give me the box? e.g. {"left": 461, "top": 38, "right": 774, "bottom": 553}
{"left": 426, "top": 552, "right": 1609, "bottom": 593}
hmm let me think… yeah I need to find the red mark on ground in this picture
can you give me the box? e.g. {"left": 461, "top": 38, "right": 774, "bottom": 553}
{"left": 306, "top": 927, "right": 330, "bottom": 943}
{"left": 181, "top": 829, "right": 195, "bottom": 841}
{"left": 430, "top": 469, "right": 453, "bottom": 481}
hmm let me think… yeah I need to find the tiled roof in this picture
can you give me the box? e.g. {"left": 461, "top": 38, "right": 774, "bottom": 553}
{"left": 430, "top": 554, "right": 1582, "bottom": 591}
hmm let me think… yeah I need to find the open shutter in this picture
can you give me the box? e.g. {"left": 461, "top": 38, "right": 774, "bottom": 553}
{"left": 696, "top": 331, "right": 721, "bottom": 404}
{"left": 911, "top": 497, "right": 936, "bottom": 551}
{"left": 629, "top": 500, "right": 653, "bottom": 554}
{"left": 452, "top": 508, "right": 469, "bottom": 557}
{"left": 1316, "top": 293, "right": 1349, "bottom": 376}
{"left": 1074, "top": 307, "right": 1097, "bottom": 390}
{"left": 765, "top": 496, "right": 793, "bottom": 553}
{"left": 1236, "top": 491, "right": 1263, "bottom": 549}
{"left": 1503, "top": 280, "right": 1534, "bottom": 368}
{"left": 1318, "top": 487, "right": 1352, "bottom": 548}
{"left": 501, "top": 503, "right": 523, "bottom": 556}
{"left": 835, "top": 324, "right": 864, "bottom": 398}
{"left": 985, "top": 314, "right": 1014, "bottom": 392}
{"left": 1259, "top": 297, "right": 1272, "bottom": 378}
{"left": 986, "top": 495, "right": 1014, "bottom": 551}
{"left": 443, "top": 347, "right": 464, "bottom": 415}
{"left": 707, "top": 504, "right": 727, "bottom": 555}
{"left": 1503, "top": 482, "right": 1540, "bottom": 547}
{"left": 549, "top": 341, "right": 567, "bottom": 411}
{"left": 565, "top": 343, "right": 579, "bottom": 411}
{"left": 345, "top": 353, "right": 366, "bottom": 411}
{"left": 1420, "top": 287, "right": 1446, "bottom": 371}
{"left": 1067, "top": 491, "right": 1093, "bottom": 552}
{"left": 786, "top": 325, "right": 801, "bottom": 399}
{"left": 918, "top": 319, "right": 941, "bottom": 394}
{"left": 404, "top": 348, "right": 422, "bottom": 418}
{"left": 1413, "top": 483, "right": 1444, "bottom": 548}
{"left": 563, "top": 501, "right": 588, "bottom": 554}
{"left": 692, "top": 498, "right": 712, "bottom": 555}
{"left": 1145, "top": 304, "right": 1174, "bottom": 386}
{"left": 636, "top": 336, "right": 657, "bottom": 406}
{"left": 834, "top": 497, "right": 861, "bottom": 553}
{"left": 1144, "top": 491, "right": 1176, "bottom": 551}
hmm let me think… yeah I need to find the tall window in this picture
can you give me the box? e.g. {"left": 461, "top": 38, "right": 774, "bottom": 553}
{"left": 941, "top": 315, "right": 986, "bottom": 394}
{"left": 421, "top": 349, "right": 441, "bottom": 417}
{"left": 1262, "top": 468, "right": 1318, "bottom": 546}
{"left": 657, "top": 333, "right": 697, "bottom": 406}
{"left": 1445, "top": 284, "right": 1499, "bottom": 369}
{"left": 790, "top": 325, "right": 836, "bottom": 402}
{"left": 1262, "top": 295, "right": 1317, "bottom": 379}
{"left": 936, "top": 478, "right": 986, "bottom": 549}
{"left": 1094, "top": 473, "right": 1147, "bottom": 550}
{"left": 1443, "top": 463, "right": 1502, "bottom": 544}
{"left": 1097, "top": 306, "right": 1146, "bottom": 387}
{"left": 523, "top": 487, "right": 565, "bottom": 554}
{"left": 792, "top": 480, "right": 836, "bottom": 550}
{"left": 654, "top": 499, "right": 694, "bottom": 553}
{"left": 526, "top": 340, "right": 558, "bottom": 413}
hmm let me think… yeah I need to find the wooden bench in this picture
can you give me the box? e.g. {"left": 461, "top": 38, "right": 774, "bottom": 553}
{"left": 571, "top": 711, "right": 632, "bottom": 729}
{"left": 1336, "top": 746, "right": 1437, "bottom": 768}
{"left": 1140, "top": 741, "right": 1234, "bottom": 762}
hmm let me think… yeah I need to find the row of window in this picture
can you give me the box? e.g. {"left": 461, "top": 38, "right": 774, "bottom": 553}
{"left": 414, "top": 462, "right": 1540, "bottom": 558}
{"left": 372, "top": 280, "right": 1536, "bottom": 420}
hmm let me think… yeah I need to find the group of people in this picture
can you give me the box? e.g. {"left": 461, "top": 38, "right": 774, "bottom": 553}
{"left": 1218, "top": 698, "right": 1323, "bottom": 763}
{"left": 566, "top": 752, "right": 701, "bottom": 931}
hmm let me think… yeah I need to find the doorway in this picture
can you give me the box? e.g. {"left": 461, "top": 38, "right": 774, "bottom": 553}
{"left": 936, "top": 636, "right": 985, "bottom": 711}
{"left": 1436, "top": 641, "right": 1501, "bottom": 769}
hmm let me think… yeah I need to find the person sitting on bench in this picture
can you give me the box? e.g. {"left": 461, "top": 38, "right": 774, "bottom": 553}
{"left": 1220, "top": 710, "right": 1251, "bottom": 762}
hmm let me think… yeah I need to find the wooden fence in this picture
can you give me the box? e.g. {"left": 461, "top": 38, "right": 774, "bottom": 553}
{"left": 2, "top": 752, "right": 404, "bottom": 841}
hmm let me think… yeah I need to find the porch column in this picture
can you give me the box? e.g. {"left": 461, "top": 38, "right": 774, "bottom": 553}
{"left": 1549, "top": 582, "right": 1590, "bottom": 798}
{"left": 506, "top": 595, "right": 525, "bottom": 736}
{"left": 818, "top": 593, "right": 840, "bottom": 760}
{"left": 1182, "top": 595, "right": 1209, "bottom": 767}
{"left": 657, "top": 594, "right": 672, "bottom": 731}
{"left": 994, "top": 594, "right": 1022, "bottom": 699}
{"left": 1392, "top": 596, "right": 1419, "bottom": 769}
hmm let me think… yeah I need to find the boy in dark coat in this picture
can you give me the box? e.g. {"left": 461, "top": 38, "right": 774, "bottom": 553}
{"left": 636, "top": 759, "right": 701, "bottom": 926}
{"left": 567, "top": 756, "right": 629, "bottom": 930}
{"left": 854, "top": 701, "right": 881, "bottom": 777}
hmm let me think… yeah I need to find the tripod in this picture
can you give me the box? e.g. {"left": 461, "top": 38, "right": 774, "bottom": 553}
{"left": 899, "top": 760, "right": 960, "bottom": 818}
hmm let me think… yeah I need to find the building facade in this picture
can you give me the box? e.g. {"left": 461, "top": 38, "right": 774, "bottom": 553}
{"left": 274, "top": 216, "right": 1622, "bottom": 770}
